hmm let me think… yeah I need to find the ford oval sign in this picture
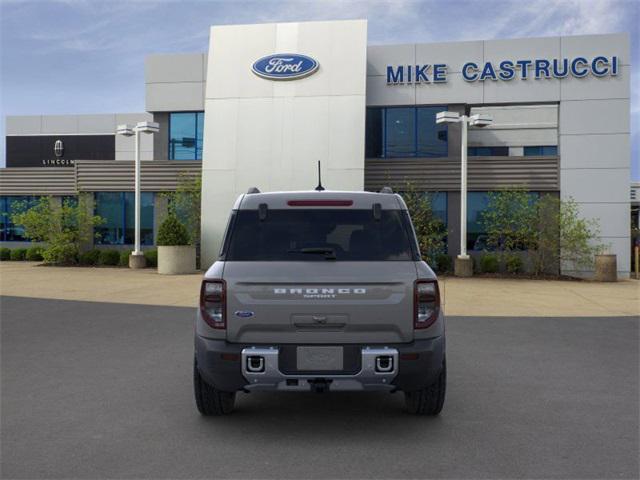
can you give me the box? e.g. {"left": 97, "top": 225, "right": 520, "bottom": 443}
{"left": 252, "top": 53, "right": 319, "bottom": 80}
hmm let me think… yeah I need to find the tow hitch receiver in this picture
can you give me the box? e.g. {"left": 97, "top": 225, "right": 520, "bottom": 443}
{"left": 308, "top": 378, "right": 332, "bottom": 393}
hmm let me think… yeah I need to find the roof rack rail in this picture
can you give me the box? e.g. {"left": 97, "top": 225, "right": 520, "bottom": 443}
{"left": 247, "top": 187, "right": 261, "bottom": 194}
{"left": 380, "top": 186, "right": 394, "bottom": 194}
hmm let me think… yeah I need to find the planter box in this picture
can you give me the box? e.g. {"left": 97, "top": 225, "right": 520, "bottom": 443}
{"left": 594, "top": 254, "right": 617, "bottom": 282}
{"left": 158, "top": 245, "right": 196, "bottom": 275}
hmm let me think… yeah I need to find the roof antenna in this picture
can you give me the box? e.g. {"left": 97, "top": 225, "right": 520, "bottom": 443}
{"left": 315, "top": 160, "right": 325, "bottom": 191}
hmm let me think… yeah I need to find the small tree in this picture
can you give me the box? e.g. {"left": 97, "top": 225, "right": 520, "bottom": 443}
{"left": 531, "top": 194, "right": 561, "bottom": 275}
{"left": 480, "top": 188, "right": 537, "bottom": 252}
{"left": 531, "top": 195, "right": 604, "bottom": 275}
{"left": 11, "top": 196, "right": 103, "bottom": 265}
{"left": 157, "top": 214, "right": 190, "bottom": 246}
{"left": 163, "top": 173, "right": 201, "bottom": 245}
{"left": 400, "top": 183, "right": 447, "bottom": 265}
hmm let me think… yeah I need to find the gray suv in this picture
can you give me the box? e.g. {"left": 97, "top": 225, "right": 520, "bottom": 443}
{"left": 194, "top": 189, "right": 446, "bottom": 415}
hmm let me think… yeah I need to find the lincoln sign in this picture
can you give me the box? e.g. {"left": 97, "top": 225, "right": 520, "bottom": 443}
{"left": 386, "top": 55, "right": 620, "bottom": 84}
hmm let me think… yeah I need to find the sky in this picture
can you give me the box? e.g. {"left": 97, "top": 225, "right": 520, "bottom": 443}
{"left": 1, "top": 0, "right": 638, "bottom": 178}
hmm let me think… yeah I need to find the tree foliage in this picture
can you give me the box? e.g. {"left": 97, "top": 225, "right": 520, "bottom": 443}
{"left": 539, "top": 196, "right": 605, "bottom": 272}
{"left": 480, "top": 188, "right": 537, "bottom": 252}
{"left": 479, "top": 189, "right": 604, "bottom": 275}
{"left": 157, "top": 214, "right": 190, "bottom": 246}
{"left": 163, "top": 173, "right": 201, "bottom": 246}
{"left": 11, "top": 196, "right": 104, "bottom": 265}
{"left": 400, "top": 183, "right": 447, "bottom": 265}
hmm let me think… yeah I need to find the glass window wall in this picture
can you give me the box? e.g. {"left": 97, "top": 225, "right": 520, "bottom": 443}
{"left": 95, "top": 192, "right": 154, "bottom": 245}
{"left": 169, "top": 112, "right": 204, "bottom": 160}
{"left": 365, "top": 106, "right": 448, "bottom": 158}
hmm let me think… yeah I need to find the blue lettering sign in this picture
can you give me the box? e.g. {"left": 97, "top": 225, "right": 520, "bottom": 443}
{"left": 415, "top": 64, "right": 430, "bottom": 83}
{"left": 498, "top": 60, "right": 515, "bottom": 80}
{"left": 535, "top": 59, "right": 551, "bottom": 79}
{"left": 552, "top": 58, "right": 569, "bottom": 78}
{"left": 386, "top": 55, "right": 621, "bottom": 85}
{"left": 252, "top": 53, "right": 319, "bottom": 80}
{"left": 516, "top": 60, "right": 533, "bottom": 79}
{"left": 462, "top": 62, "right": 479, "bottom": 81}
{"left": 611, "top": 56, "right": 619, "bottom": 75}
{"left": 433, "top": 64, "right": 447, "bottom": 83}
{"left": 570, "top": 57, "right": 589, "bottom": 77}
{"left": 480, "top": 62, "right": 498, "bottom": 81}
{"left": 591, "top": 56, "right": 609, "bottom": 76}
{"left": 387, "top": 65, "right": 404, "bottom": 84}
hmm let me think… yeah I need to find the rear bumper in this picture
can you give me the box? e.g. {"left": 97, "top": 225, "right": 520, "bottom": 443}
{"left": 195, "top": 335, "right": 445, "bottom": 393}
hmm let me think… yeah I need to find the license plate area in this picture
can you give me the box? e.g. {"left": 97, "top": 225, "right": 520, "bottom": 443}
{"left": 296, "top": 346, "right": 343, "bottom": 371}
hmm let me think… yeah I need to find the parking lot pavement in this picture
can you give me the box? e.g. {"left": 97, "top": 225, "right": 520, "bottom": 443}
{"left": 1, "top": 297, "right": 638, "bottom": 480}
{"left": 1, "top": 262, "right": 639, "bottom": 317}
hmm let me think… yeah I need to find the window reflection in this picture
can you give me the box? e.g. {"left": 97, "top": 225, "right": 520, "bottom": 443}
{"left": 169, "top": 112, "right": 204, "bottom": 160}
{"left": 365, "top": 106, "right": 448, "bottom": 158}
{"left": 95, "top": 192, "right": 154, "bottom": 245}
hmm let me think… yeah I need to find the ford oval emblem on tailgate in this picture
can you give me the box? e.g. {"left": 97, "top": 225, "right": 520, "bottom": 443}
{"left": 235, "top": 311, "right": 255, "bottom": 318}
{"left": 252, "top": 53, "right": 319, "bottom": 80}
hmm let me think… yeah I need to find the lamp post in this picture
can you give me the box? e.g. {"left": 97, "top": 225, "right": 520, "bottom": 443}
{"left": 116, "top": 121, "right": 159, "bottom": 268}
{"left": 436, "top": 111, "right": 492, "bottom": 277}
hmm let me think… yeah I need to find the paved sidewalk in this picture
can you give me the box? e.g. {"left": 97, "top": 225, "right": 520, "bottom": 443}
{"left": 0, "top": 262, "right": 638, "bottom": 317}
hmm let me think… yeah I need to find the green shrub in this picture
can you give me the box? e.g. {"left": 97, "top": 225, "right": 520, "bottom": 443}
{"left": 10, "top": 248, "right": 27, "bottom": 261}
{"left": 119, "top": 251, "right": 130, "bottom": 267}
{"left": 435, "top": 253, "right": 452, "bottom": 274}
{"left": 505, "top": 254, "right": 524, "bottom": 274}
{"left": 157, "top": 214, "right": 190, "bottom": 246}
{"left": 99, "top": 250, "right": 121, "bottom": 266}
{"left": 0, "top": 248, "right": 10, "bottom": 261}
{"left": 79, "top": 249, "right": 101, "bottom": 266}
{"left": 25, "top": 246, "right": 44, "bottom": 261}
{"left": 10, "top": 195, "right": 103, "bottom": 265}
{"left": 144, "top": 249, "right": 158, "bottom": 268}
{"left": 42, "top": 244, "right": 78, "bottom": 265}
{"left": 479, "top": 254, "right": 499, "bottom": 273}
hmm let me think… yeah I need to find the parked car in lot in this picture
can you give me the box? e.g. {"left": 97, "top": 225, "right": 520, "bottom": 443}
{"left": 193, "top": 189, "right": 446, "bottom": 415}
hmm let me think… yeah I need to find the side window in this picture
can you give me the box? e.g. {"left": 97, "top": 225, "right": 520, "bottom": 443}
{"left": 401, "top": 210, "right": 421, "bottom": 260}
{"left": 218, "top": 211, "right": 237, "bottom": 258}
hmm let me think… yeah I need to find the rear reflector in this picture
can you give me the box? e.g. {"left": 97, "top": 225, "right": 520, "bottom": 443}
{"left": 400, "top": 353, "right": 420, "bottom": 361}
{"left": 287, "top": 200, "right": 353, "bottom": 207}
{"left": 220, "top": 353, "right": 239, "bottom": 361}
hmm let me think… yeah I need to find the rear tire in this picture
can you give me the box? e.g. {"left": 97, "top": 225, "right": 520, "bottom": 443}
{"left": 194, "top": 358, "right": 236, "bottom": 416}
{"left": 404, "top": 358, "right": 446, "bottom": 415}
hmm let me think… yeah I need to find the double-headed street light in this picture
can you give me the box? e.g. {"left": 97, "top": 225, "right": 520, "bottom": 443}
{"left": 436, "top": 111, "right": 492, "bottom": 276}
{"left": 116, "top": 121, "right": 159, "bottom": 268}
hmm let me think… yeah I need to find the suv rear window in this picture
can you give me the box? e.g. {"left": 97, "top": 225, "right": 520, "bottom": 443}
{"left": 223, "top": 209, "right": 417, "bottom": 261}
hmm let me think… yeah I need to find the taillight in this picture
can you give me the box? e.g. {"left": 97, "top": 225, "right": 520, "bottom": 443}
{"left": 414, "top": 280, "right": 440, "bottom": 329}
{"left": 200, "top": 279, "right": 226, "bottom": 329}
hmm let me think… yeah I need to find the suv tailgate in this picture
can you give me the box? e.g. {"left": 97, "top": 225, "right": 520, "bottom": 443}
{"left": 223, "top": 261, "right": 417, "bottom": 344}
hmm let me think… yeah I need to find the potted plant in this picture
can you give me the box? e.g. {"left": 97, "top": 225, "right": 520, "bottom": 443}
{"left": 157, "top": 214, "right": 196, "bottom": 274}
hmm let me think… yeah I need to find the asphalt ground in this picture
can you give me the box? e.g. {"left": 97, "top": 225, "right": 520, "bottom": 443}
{"left": 1, "top": 296, "right": 638, "bottom": 479}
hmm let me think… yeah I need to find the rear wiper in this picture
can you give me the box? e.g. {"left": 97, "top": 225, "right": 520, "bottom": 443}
{"left": 287, "top": 247, "right": 337, "bottom": 260}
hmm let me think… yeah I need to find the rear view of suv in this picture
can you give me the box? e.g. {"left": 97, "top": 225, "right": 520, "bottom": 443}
{"left": 194, "top": 189, "right": 446, "bottom": 415}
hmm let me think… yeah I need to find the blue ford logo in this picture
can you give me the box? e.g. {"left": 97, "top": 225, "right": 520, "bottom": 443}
{"left": 234, "top": 311, "right": 255, "bottom": 318}
{"left": 252, "top": 53, "right": 319, "bottom": 80}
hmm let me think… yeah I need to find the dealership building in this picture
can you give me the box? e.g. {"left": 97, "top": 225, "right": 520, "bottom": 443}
{"left": 0, "top": 20, "right": 632, "bottom": 277}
